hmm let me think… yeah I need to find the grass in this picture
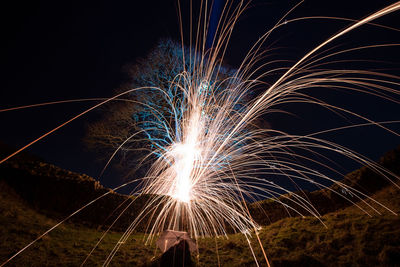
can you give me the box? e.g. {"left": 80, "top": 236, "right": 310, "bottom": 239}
{"left": 1, "top": 145, "right": 400, "bottom": 266}
{"left": 0, "top": 181, "right": 160, "bottom": 266}
{"left": 195, "top": 216, "right": 400, "bottom": 266}
{"left": 195, "top": 187, "right": 400, "bottom": 266}
{"left": 1, "top": 179, "right": 399, "bottom": 266}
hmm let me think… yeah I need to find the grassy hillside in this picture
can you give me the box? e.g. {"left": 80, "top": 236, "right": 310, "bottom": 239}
{"left": 196, "top": 185, "right": 400, "bottom": 266}
{"left": 0, "top": 142, "right": 158, "bottom": 232}
{"left": 0, "top": 144, "right": 400, "bottom": 266}
{"left": 0, "top": 180, "right": 164, "bottom": 266}
{"left": 1, "top": 178, "right": 399, "bottom": 266}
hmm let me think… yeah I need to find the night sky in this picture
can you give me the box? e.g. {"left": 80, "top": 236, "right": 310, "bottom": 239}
{"left": 1, "top": 0, "right": 399, "bottom": 190}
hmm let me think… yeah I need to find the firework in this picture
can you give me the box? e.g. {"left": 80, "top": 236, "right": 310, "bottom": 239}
{"left": 1, "top": 1, "right": 400, "bottom": 266}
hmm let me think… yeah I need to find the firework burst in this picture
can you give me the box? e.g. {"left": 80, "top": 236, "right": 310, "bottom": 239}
{"left": 1, "top": 1, "right": 400, "bottom": 266}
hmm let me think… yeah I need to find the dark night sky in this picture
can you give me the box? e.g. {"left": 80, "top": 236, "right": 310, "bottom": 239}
{"left": 1, "top": 0, "right": 399, "bottom": 190}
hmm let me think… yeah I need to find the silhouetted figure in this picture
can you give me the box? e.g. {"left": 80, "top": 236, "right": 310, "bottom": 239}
{"left": 159, "top": 239, "right": 194, "bottom": 267}
{"left": 146, "top": 239, "right": 195, "bottom": 267}
{"left": 145, "top": 230, "right": 196, "bottom": 267}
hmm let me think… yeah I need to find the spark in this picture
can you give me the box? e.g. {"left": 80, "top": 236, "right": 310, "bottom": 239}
{"left": 1, "top": 1, "right": 400, "bottom": 266}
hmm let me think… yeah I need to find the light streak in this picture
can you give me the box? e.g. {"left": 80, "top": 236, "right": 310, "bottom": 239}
{"left": 1, "top": 1, "right": 400, "bottom": 266}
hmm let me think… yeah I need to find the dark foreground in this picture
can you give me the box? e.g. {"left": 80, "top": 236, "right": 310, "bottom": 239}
{"left": 0, "top": 146, "right": 400, "bottom": 266}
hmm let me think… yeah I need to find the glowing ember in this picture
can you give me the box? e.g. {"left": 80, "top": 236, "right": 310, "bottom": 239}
{"left": 1, "top": 2, "right": 400, "bottom": 267}
{"left": 170, "top": 141, "right": 198, "bottom": 203}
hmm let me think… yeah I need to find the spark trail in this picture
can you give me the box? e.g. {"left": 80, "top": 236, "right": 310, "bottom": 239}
{"left": 1, "top": 1, "right": 400, "bottom": 266}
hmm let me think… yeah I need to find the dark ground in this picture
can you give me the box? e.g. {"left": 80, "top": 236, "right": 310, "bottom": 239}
{"left": 0, "top": 145, "right": 399, "bottom": 266}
